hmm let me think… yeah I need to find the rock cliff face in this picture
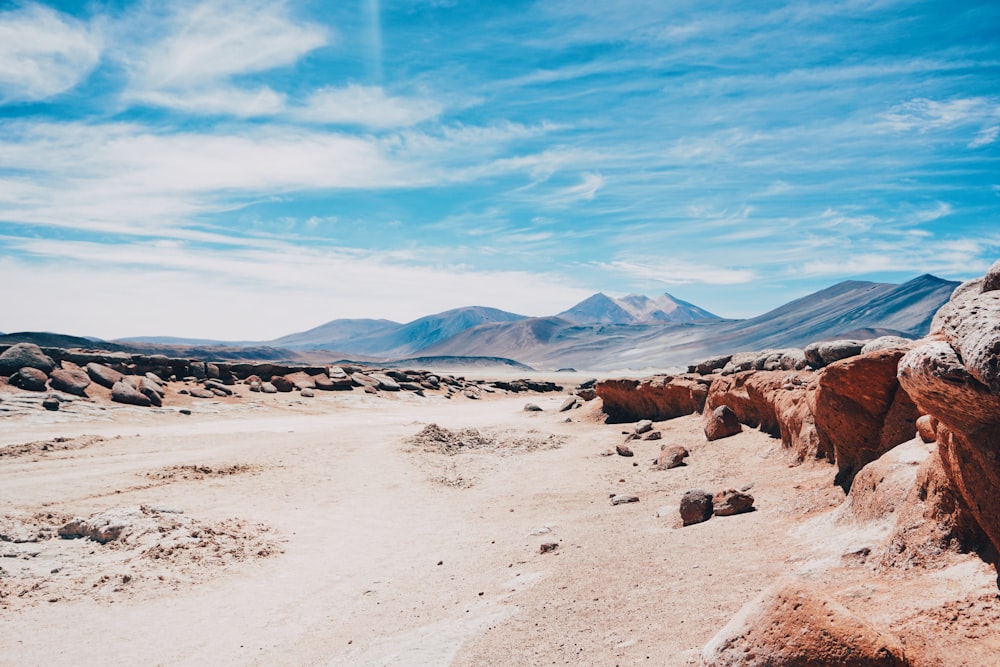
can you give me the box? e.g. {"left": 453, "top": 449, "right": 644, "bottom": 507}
{"left": 595, "top": 375, "right": 710, "bottom": 423}
{"left": 897, "top": 264, "right": 1000, "bottom": 559}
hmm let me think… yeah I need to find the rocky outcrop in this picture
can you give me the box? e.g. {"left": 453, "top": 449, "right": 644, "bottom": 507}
{"left": 702, "top": 581, "right": 909, "bottom": 666}
{"left": 810, "top": 349, "right": 919, "bottom": 489}
{"left": 704, "top": 405, "right": 741, "bottom": 441}
{"left": 596, "top": 375, "right": 710, "bottom": 423}
{"left": 804, "top": 339, "right": 867, "bottom": 368}
{"left": 0, "top": 343, "right": 55, "bottom": 376}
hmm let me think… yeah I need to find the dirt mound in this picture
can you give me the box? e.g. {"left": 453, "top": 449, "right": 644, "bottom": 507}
{"left": 0, "top": 435, "right": 105, "bottom": 459}
{"left": 406, "top": 423, "right": 564, "bottom": 456}
{"left": 0, "top": 507, "right": 279, "bottom": 610}
{"left": 146, "top": 464, "right": 261, "bottom": 481}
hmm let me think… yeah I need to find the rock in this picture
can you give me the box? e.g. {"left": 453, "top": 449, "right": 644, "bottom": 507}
{"left": 575, "top": 388, "right": 597, "bottom": 401}
{"left": 754, "top": 348, "right": 808, "bottom": 372}
{"left": 204, "top": 379, "right": 232, "bottom": 395}
{"left": 577, "top": 378, "right": 597, "bottom": 390}
{"left": 300, "top": 388, "right": 315, "bottom": 398}
{"left": 635, "top": 419, "right": 653, "bottom": 434}
{"left": 702, "top": 581, "right": 909, "bottom": 666}
{"left": 915, "top": 414, "right": 938, "bottom": 443}
{"left": 42, "top": 396, "right": 61, "bottom": 411}
{"left": 933, "top": 277, "right": 1000, "bottom": 392}
{"left": 680, "top": 490, "right": 713, "bottom": 526}
{"left": 0, "top": 343, "right": 55, "bottom": 376}
{"left": 615, "top": 443, "right": 634, "bottom": 457}
{"left": 898, "top": 339, "right": 1000, "bottom": 560}
{"left": 260, "top": 382, "right": 278, "bottom": 394}
{"left": 370, "top": 373, "right": 401, "bottom": 391}
{"left": 462, "top": 388, "right": 480, "bottom": 400}
{"left": 49, "top": 367, "right": 91, "bottom": 396}
{"left": 139, "top": 378, "right": 163, "bottom": 406}
{"left": 704, "top": 405, "right": 742, "bottom": 441}
{"left": 596, "top": 375, "right": 710, "bottom": 423}
{"left": 524, "top": 403, "right": 543, "bottom": 412}
{"left": 720, "top": 351, "right": 761, "bottom": 375}
{"left": 656, "top": 444, "right": 688, "bottom": 469}
{"left": 11, "top": 367, "right": 48, "bottom": 391}
{"left": 713, "top": 489, "right": 755, "bottom": 516}
{"left": 982, "top": 257, "right": 1000, "bottom": 293}
{"left": 811, "top": 349, "right": 919, "bottom": 489}
{"left": 111, "top": 380, "right": 151, "bottom": 406}
{"left": 86, "top": 362, "right": 123, "bottom": 389}
{"left": 188, "top": 388, "right": 216, "bottom": 399}
{"left": 804, "top": 339, "right": 867, "bottom": 368}
{"left": 611, "top": 495, "right": 639, "bottom": 505}
{"left": 270, "top": 376, "right": 295, "bottom": 392}
{"left": 558, "top": 396, "right": 579, "bottom": 412}
{"left": 539, "top": 542, "right": 559, "bottom": 554}
{"left": 351, "top": 372, "right": 380, "bottom": 389}
{"left": 643, "top": 430, "right": 661, "bottom": 441}
{"left": 689, "top": 354, "right": 732, "bottom": 375}
{"left": 284, "top": 371, "right": 316, "bottom": 390}
{"left": 862, "top": 336, "right": 914, "bottom": 355}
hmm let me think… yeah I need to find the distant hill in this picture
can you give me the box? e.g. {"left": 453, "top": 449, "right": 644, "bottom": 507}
{"left": 268, "top": 319, "right": 402, "bottom": 350}
{"left": 558, "top": 292, "right": 718, "bottom": 324}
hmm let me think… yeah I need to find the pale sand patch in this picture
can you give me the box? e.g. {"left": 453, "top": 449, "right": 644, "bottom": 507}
{"left": 1, "top": 385, "right": 997, "bottom": 665}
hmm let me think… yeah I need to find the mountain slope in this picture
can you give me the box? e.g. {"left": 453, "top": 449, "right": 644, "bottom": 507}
{"left": 268, "top": 319, "right": 402, "bottom": 350}
{"left": 558, "top": 292, "right": 718, "bottom": 324}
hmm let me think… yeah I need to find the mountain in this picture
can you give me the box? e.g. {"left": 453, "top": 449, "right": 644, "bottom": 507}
{"left": 558, "top": 292, "right": 719, "bottom": 324}
{"left": 268, "top": 319, "right": 401, "bottom": 350}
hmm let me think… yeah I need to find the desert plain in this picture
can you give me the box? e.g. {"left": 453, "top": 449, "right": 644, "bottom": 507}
{"left": 2, "top": 359, "right": 999, "bottom": 666}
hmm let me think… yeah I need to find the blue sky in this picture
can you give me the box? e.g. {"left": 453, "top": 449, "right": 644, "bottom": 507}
{"left": 1, "top": 0, "right": 998, "bottom": 339}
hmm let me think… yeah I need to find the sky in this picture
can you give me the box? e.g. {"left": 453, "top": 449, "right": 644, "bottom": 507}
{"left": 1, "top": 0, "right": 998, "bottom": 340}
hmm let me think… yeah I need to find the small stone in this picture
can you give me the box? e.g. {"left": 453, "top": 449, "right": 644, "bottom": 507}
{"left": 611, "top": 495, "right": 640, "bottom": 506}
{"left": 713, "top": 489, "right": 755, "bottom": 516}
{"left": 42, "top": 396, "right": 61, "bottom": 411}
{"left": 680, "top": 490, "right": 713, "bottom": 526}
{"left": 300, "top": 388, "right": 315, "bottom": 397}
{"left": 635, "top": 419, "right": 654, "bottom": 434}
{"left": 523, "top": 403, "right": 542, "bottom": 412}
{"left": 656, "top": 445, "right": 689, "bottom": 470}
{"left": 643, "top": 430, "right": 662, "bottom": 441}
{"left": 558, "top": 396, "right": 579, "bottom": 412}
{"left": 616, "top": 444, "right": 634, "bottom": 457}
{"left": 539, "top": 542, "right": 559, "bottom": 554}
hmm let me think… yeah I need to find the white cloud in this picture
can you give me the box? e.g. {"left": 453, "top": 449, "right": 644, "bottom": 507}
{"left": 294, "top": 84, "right": 443, "bottom": 128}
{"left": 601, "top": 260, "right": 756, "bottom": 285}
{"left": 882, "top": 97, "right": 997, "bottom": 133}
{"left": 122, "top": 0, "right": 327, "bottom": 115}
{"left": 969, "top": 125, "right": 999, "bottom": 149}
{"left": 0, "top": 238, "right": 593, "bottom": 339}
{"left": 0, "top": 4, "right": 102, "bottom": 103}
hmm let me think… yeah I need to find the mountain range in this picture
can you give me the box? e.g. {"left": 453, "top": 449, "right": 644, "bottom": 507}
{"left": 103, "top": 276, "right": 960, "bottom": 371}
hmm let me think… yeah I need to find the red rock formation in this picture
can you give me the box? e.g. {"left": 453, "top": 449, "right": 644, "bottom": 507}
{"left": 703, "top": 405, "right": 742, "bottom": 441}
{"left": 596, "top": 375, "right": 709, "bottom": 423}
{"left": 810, "top": 349, "right": 919, "bottom": 489}
{"left": 702, "top": 581, "right": 910, "bottom": 666}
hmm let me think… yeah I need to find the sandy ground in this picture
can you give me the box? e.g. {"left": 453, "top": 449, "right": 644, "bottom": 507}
{"left": 1, "top": 382, "right": 998, "bottom": 666}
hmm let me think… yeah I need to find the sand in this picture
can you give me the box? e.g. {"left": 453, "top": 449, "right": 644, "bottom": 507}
{"left": 1, "top": 382, "right": 998, "bottom": 666}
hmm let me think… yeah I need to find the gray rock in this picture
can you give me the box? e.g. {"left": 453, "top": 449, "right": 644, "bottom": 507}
{"left": 204, "top": 380, "right": 232, "bottom": 395}
{"left": 689, "top": 354, "right": 732, "bottom": 375}
{"left": 42, "top": 396, "right": 61, "bottom": 411}
{"left": 860, "top": 336, "right": 913, "bottom": 355}
{"left": 982, "top": 258, "right": 1000, "bottom": 293}
{"left": 680, "top": 490, "right": 714, "bottom": 526}
{"left": 188, "top": 388, "right": 215, "bottom": 399}
{"left": 611, "top": 495, "right": 640, "bottom": 506}
{"left": 260, "top": 382, "right": 276, "bottom": 394}
{"left": 558, "top": 396, "right": 579, "bottom": 412}
{"left": 369, "top": 373, "right": 401, "bottom": 391}
{"left": 301, "top": 388, "right": 315, "bottom": 397}
{"left": 635, "top": 419, "right": 654, "bottom": 434}
{"left": 524, "top": 403, "right": 543, "bottom": 412}
{"left": 803, "top": 339, "right": 866, "bottom": 367}
{"left": 0, "top": 343, "right": 55, "bottom": 376}
{"left": 935, "top": 284, "right": 1000, "bottom": 392}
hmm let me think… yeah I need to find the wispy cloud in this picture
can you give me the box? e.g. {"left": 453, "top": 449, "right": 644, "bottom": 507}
{"left": 600, "top": 260, "right": 756, "bottom": 286}
{"left": 294, "top": 84, "right": 442, "bottom": 128}
{"left": 0, "top": 3, "right": 102, "bottom": 103}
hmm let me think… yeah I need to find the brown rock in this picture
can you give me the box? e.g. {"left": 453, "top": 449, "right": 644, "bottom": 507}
{"left": 11, "top": 367, "right": 48, "bottom": 391}
{"left": 111, "top": 380, "right": 151, "bottom": 406}
{"left": 915, "top": 414, "right": 938, "bottom": 443}
{"left": 702, "top": 581, "right": 909, "bottom": 666}
{"left": 49, "top": 367, "right": 91, "bottom": 396}
{"left": 284, "top": 371, "right": 316, "bottom": 390}
{"left": 656, "top": 444, "right": 688, "bottom": 469}
{"left": 86, "top": 362, "right": 123, "bottom": 389}
{"left": 615, "top": 443, "right": 634, "bottom": 457}
{"left": 704, "top": 405, "right": 742, "bottom": 441}
{"left": 680, "top": 490, "right": 713, "bottom": 526}
{"left": 270, "top": 375, "right": 295, "bottom": 392}
{"left": 712, "top": 489, "right": 755, "bottom": 516}
{"left": 810, "top": 349, "right": 919, "bottom": 489}
{"left": 596, "top": 375, "right": 710, "bottom": 423}
{"left": 643, "top": 430, "right": 661, "bottom": 441}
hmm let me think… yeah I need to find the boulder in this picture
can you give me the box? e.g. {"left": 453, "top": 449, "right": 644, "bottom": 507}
{"left": 915, "top": 414, "right": 938, "bottom": 443}
{"left": 689, "top": 354, "right": 732, "bottom": 375}
{"left": 284, "top": 371, "right": 316, "bottom": 390}
{"left": 270, "top": 376, "right": 295, "bottom": 392}
{"left": 810, "top": 349, "right": 919, "bottom": 489}
{"left": 300, "top": 388, "right": 315, "bottom": 398}
{"left": 86, "top": 362, "right": 123, "bottom": 389}
{"left": 42, "top": 396, "right": 61, "bottom": 411}
{"left": 634, "top": 419, "right": 653, "bottom": 434}
{"left": 862, "top": 336, "right": 914, "bottom": 355}
{"left": 713, "top": 489, "right": 755, "bottom": 516}
{"left": 558, "top": 396, "right": 579, "bottom": 412}
{"left": 702, "top": 581, "right": 909, "bottom": 666}
{"left": 351, "top": 372, "right": 380, "bottom": 389}
{"left": 982, "top": 257, "right": 1000, "bottom": 293}
{"left": 260, "top": 382, "right": 278, "bottom": 394}
{"left": 49, "top": 368, "right": 91, "bottom": 396}
{"left": 704, "top": 405, "right": 742, "bottom": 441}
{"left": 524, "top": 403, "right": 543, "bottom": 412}
{"left": 656, "top": 445, "right": 688, "bottom": 470}
{"left": 615, "top": 443, "right": 634, "bottom": 457}
{"left": 11, "top": 367, "right": 48, "bottom": 391}
{"left": 111, "top": 380, "right": 152, "bottom": 407}
{"left": 204, "top": 380, "right": 232, "bottom": 395}
{"left": 370, "top": 373, "right": 401, "bottom": 391}
{"left": 0, "top": 343, "right": 55, "bottom": 376}
{"left": 596, "top": 375, "right": 710, "bottom": 423}
{"left": 680, "top": 490, "right": 713, "bottom": 526}
{"left": 898, "top": 339, "right": 1000, "bottom": 559}
{"left": 804, "top": 339, "right": 866, "bottom": 368}
{"left": 189, "top": 388, "right": 215, "bottom": 399}
{"left": 933, "top": 276, "right": 1000, "bottom": 392}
